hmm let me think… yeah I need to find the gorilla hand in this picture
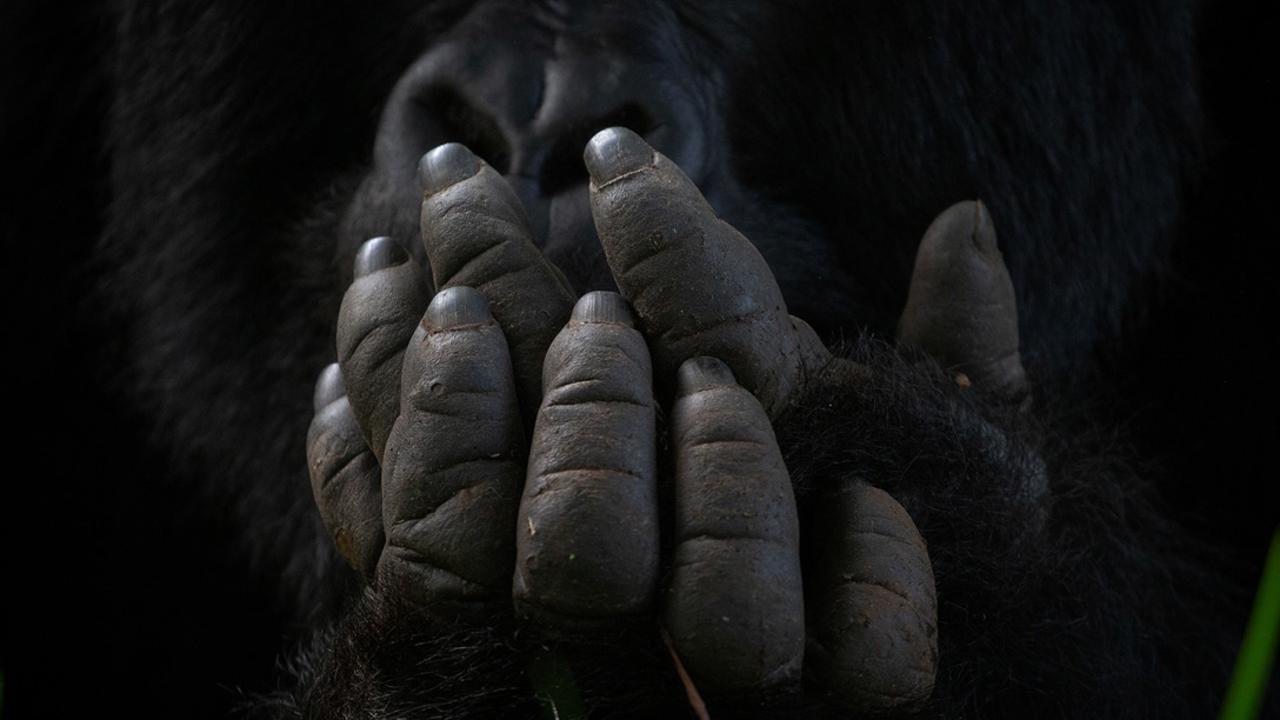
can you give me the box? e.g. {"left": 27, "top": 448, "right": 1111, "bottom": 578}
{"left": 304, "top": 128, "right": 1043, "bottom": 714}
{"left": 582, "top": 128, "right": 945, "bottom": 708}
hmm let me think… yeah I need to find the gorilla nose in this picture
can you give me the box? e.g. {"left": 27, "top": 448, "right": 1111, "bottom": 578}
{"left": 401, "top": 79, "right": 663, "bottom": 245}
{"left": 375, "top": 40, "right": 710, "bottom": 252}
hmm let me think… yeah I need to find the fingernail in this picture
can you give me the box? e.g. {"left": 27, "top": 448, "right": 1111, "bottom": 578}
{"left": 418, "top": 143, "right": 481, "bottom": 195}
{"left": 425, "top": 286, "right": 491, "bottom": 330}
{"left": 970, "top": 199, "right": 998, "bottom": 254}
{"left": 677, "top": 356, "right": 737, "bottom": 396}
{"left": 583, "top": 127, "right": 653, "bottom": 185}
{"left": 946, "top": 199, "right": 999, "bottom": 256}
{"left": 353, "top": 236, "right": 408, "bottom": 278}
{"left": 314, "top": 363, "right": 345, "bottom": 412}
{"left": 571, "top": 291, "right": 635, "bottom": 326}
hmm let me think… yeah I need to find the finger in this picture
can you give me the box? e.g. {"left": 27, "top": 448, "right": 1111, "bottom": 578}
{"left": 897, "top": 200, "right": 1028, "bottom": 404}
{"left": 584, "top": 127, "right": 828, "bottom": 418}
{"left": 806, "top": 480, "right": 937, "bottom": 712}
{"left": 419, "top": 143, "right": 577, "bottom": 421}
{"left": 336, "top": 236, "right": 430, "bottom": 460}
{"left": 306, "top": 363, "right": 384, "bottom": 580}
{"left": 379, "top": 287, "right": 525, "bottom": 615}
{"left": 514, "top": 292, "right": 659, "bottom": 627}
{"left": 665, "top": 357, "right": 804, "bottom": 691}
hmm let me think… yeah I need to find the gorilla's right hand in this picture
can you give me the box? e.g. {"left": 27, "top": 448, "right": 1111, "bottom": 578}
{"left": 305, "top": 138, "right": 941, "bottom": 712}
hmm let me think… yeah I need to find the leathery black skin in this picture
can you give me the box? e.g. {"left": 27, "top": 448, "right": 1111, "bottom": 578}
{"left": 309, "top": 128, "right": 1033, "bottom": 712}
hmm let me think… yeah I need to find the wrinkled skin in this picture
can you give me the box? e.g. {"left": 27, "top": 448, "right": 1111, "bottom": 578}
{"left": 308, "top": 128, "right": 1047, "bottom": 711}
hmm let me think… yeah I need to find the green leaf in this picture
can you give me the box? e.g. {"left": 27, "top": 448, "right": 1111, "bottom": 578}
{"left": 1220, "top": 529, "right": 1280, "bottom": 720}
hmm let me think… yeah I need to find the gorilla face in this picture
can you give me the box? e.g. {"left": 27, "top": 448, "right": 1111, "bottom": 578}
{"left": 333, "top": 0, "right": 845, "bottom": 336}
{"left": 297, "top": 0, "right": 1203, "bottom": 380}
{"left": 11, "top": 0, "right": 1261, "bottom": 717}
{"left": 350, "top": 2, "right": 725, "bottom": 267}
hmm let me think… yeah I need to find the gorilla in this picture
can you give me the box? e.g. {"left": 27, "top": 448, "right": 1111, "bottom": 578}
{"left": 3, "top": 0, "right": 1275, "bottom": 718}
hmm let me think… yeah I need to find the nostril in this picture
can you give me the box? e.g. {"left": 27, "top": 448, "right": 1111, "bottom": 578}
{"left": 413, "top": 86, "right": 512, "bottom": 174}
{"left": 540, "top": 103, "right": 655, "bottom": 196}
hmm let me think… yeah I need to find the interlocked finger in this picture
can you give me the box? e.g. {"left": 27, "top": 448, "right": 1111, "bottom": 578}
{"left": 336, "top": 237, "right": 430, "bottom": 460}
{"left": 514, "top": 291, "right": 659, "bottom": 627}
{"left": 807, "top": 481, "right": 937, "bottom": 712}
{"left": 379, "top": 286, "right": 525, "bottom": 616}
{"left": 306, "top": 363, "right": 384, "bottom": 579}
{"left": 585, "top": 127, "right": 829, "bottom": 418}
{"left": 665, "top": 356, "right": 805, "bottom": 691}
{"left": 419, "top": 143, "right": 577, "bottom": 422}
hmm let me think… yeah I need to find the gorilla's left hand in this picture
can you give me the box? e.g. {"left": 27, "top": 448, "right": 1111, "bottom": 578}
{"left": 306, "top": 128, "right": 1030, "bottom": 712}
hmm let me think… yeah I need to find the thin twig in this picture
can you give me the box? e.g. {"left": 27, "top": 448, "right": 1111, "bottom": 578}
{"left": 660, "top": 625, "right": 711, "bottom": 720}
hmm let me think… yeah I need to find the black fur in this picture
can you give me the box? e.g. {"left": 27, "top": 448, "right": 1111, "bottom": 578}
{"left": 3, "top": 0, "right": 1274, "bottom": 717}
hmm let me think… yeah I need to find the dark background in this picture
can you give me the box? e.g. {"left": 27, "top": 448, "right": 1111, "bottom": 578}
{"left": 2, "top": 2, "right": 1275, "bottom": 717}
